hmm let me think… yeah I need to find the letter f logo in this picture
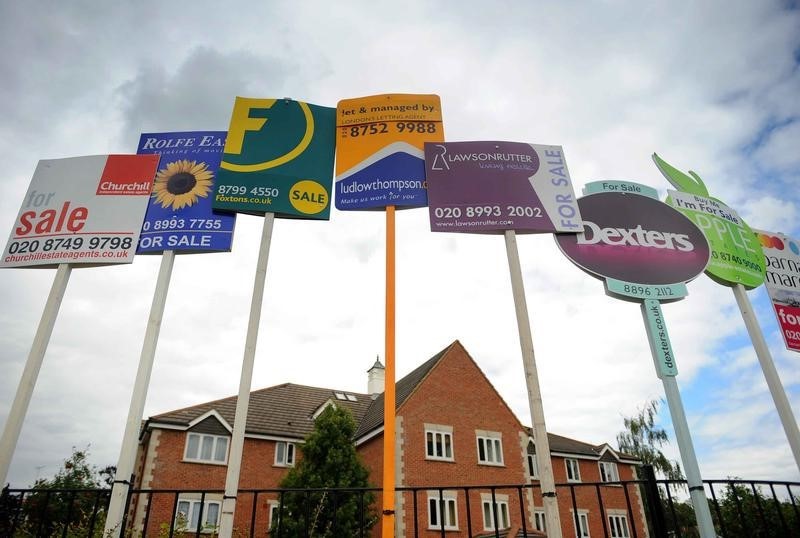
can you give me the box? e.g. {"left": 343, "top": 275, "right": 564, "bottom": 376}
{"left": 224, "top": 98, "right": 277, "bottom": 155}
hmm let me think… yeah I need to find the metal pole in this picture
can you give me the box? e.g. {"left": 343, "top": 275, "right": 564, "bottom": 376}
{"left": 218, "top": 213, "right": 275, "bottom": 538}
{"left": 732, "top": 283, "right": 800, "bottom": 471}
{"left": 381, "top": 205, "right": 397, "bottom": 538}
{"left": 640, "top": 299, "right": 716, "bottom": 538}
{"left": 503, "top": 230, "right": 563, "bottom": 538}
{"left": 104, "top": 250, "right": 175, "bottom": 536}
{"left": 0, "top": 263, "right": 72, "bottom": 486}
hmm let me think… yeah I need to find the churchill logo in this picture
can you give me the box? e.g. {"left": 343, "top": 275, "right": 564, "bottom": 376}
{"left": 556, "top": 191, "right": 710, "bottom": 286}
{"left": 96, "top": 155, "right": 157, "bottom": 196}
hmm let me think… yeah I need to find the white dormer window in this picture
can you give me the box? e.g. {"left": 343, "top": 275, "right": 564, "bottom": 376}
{"left": 184, "top": 433, "right": 228, "bottom": 464}
{"left": 599, "top": 461, "right": 619, "bottom": 482}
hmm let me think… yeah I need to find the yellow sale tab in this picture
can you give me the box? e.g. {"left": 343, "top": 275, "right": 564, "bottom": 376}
{"left": 335, "top": 94, "right": 443, "bottom": 210}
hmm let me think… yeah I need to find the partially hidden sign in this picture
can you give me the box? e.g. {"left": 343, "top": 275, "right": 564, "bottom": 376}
{"left": 653, "top": 153, "right": 765, "bottom": 289}
{"left": 1, "top": 155, "right": 159, "bottom": 268}
{"left": 424, "top": 141, "right": 582, "bottom": 234}
{"left": 137, "top": 131, "right": 235, "bottom": 253}
{"left": 335, "top": 93, "right": 443, "bottom": 210}
{"left": 755, "top": 229, "right": 800, "bottom": 352}
{"left": 212, "top": 97, "right": 336, "bottom": 219}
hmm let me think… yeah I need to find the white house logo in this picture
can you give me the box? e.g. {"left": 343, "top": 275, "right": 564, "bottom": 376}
{"left": 556, "top": 191, "right": 710, "bottom": 285}
{"left": 430, "top": 144, "right": 450, "bottom": 171}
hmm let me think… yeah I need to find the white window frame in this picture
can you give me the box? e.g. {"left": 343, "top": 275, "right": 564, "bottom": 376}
{"left": 268, "top": 500, "right": 280, "bottom": 531}
{"left": 427, "top": 490, "right": 458, "bottom": 530}
{"left": 476, "top": 431, "right": 504, "bottom": 466}
{"left": 176, "top": 498, "right": 221, "bottom": 533}
{"left": 599, "top": 461, "right": 619, "bottom": 482}
{"left": 566, "top": 458, "right": 581, "bottom": 482}
{"left": 534, "top": 509, "right": 546, "bottom": 532}
{"left": 527, "top": 452, "right": 539, "bottom": 479}
{"left": 481, "top": 493, "right": 510, "bottom": 531}
{"left": 274, "top": 441, "right": 296, "bottom": 467}
{"left": 425, "top": 424, "right": 454, "bottom": 461}
{"left": 184, "top": 433, "right": 229, "bottom": 464}
{"left": 608, "top": 513, "right": 631, "bottom": 538}
{"left": 572, "top": 509, "right": 590, "bottom": 538}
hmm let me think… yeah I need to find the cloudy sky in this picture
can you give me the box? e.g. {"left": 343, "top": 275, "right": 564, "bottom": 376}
{"left": 1, "top": 1, "right": 799, "bottom": 489}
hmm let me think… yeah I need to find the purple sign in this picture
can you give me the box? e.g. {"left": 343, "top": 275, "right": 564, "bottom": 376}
{"left": 424, "top": 141, "right": 582, "bottom": 234}
{"left": 556, "top": 191, "right": 711, "bottom": 285}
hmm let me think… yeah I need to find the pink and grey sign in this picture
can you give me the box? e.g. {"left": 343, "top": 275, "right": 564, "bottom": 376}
{"left": 556, "top": 191, "right": 711, "bottom": 285}
{"left": 424, "top": 141, "right": 582, "bottom": 234}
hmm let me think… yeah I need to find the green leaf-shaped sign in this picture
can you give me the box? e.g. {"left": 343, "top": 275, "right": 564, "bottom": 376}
{"left": 653, "top": 153, "right": 765, "bottom": 289}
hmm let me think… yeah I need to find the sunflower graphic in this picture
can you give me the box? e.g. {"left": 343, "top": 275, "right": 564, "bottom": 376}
{"left": 152, "top": 159, "right": 214, "bottom": 210}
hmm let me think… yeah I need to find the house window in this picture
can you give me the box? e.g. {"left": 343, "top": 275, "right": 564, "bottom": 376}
{"left": 534, "top": 510, "right": 546, "bottom": 532}
{"left": 608, "top": 514, "right": 630, "bottom": 537}
{"left": 599, "top": 461, "right": 619, "bottom": 482}
{"left": 566, "top": 458, "right": 581, "bottom": 482}
{"left": 267, "top": 501, "right": 280, "bottom": 533}
{"left": 476, "top": 432, "right": 503, "bottom": 465}
{"left": 176, "top": 499, "right": 221, "bottom": 532}
{"left": 528, "top": 453, "right": 540, "bottom": 478}
{"left": 425, "top": 425, "right": 454, "bottom": 461}
{"left": 573, "top": 510, "right": 590, "bottom": 538}
{"left": 184, "top": 433, "right": 228, "bottom": 464}
{"left": 481, "top": 494, "right": 510, "bottom": 531}
{"left": 428, "top": 491, "right": 458, "bottom": 530}
{"left": 275, "top": 441, "right": 296, "bottom": 467}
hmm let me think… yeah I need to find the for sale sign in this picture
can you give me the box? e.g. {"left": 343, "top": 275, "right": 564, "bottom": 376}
{"left": 1, "top": 155, "right": 159, "bottom": 268}
{"left": 556, "top": 189, "right": 710, "bottom": 287}
{"left": 755, "top": 230, "right": 800, "bottom": 352}
{"left": 212, "top": 97, "right": 336, "bottom": 219}
{"left": 425, "top": 141, "right": 582, "bottom": 233}
{"left": 137, "top": 131, "right": 236, "bottom": 253}
{"left": 335, "top": 93, "right": 443, "bottom": 210}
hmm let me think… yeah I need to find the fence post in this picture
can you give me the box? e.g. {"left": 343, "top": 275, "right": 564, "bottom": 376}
{"left": 641, "top": 465, "right": 668, "bottom": 538}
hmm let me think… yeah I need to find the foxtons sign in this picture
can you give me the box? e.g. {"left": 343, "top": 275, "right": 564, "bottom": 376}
{"left": 556, "top": 189, "right": 710, "bottom": 287}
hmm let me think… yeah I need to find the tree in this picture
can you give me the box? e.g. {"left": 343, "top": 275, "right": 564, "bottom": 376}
{"left": 272, "top": 405, "right": 376, "bottom": 537}
{"left": 710, "top": 482, "right": 800, "bottom": 537}
{"left": 616, "top": 399, "right": 683, "bottom": 481}
{"left": 1, "top": 446, "right": 114, "bottom": 537}
{"left": 617, "top": 400, "right": 686, "bottom": 538}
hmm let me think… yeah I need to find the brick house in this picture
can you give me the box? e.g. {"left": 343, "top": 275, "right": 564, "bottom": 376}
{"left": 130, "top": 341, "right": 647, "bottom": 537}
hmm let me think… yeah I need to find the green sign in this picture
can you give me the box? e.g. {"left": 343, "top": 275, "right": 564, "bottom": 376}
{"left": 605, "top": 279, "right": 687, "bottom": 302}
{"left": 583, "top": 180, "right": 659, "bottom": 199}
{"left": 212, "top": 97, "right": 336, "bottom": 219}
{"left": 653, "top": 153, "right": 765, "bottom": 289}
{"left": 640, "top": 299, "right": 678, "bottom": 377}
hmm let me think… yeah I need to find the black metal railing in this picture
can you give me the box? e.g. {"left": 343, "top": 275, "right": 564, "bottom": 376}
{"left": 1, "top": 469, "right": 798, "bottom": 537}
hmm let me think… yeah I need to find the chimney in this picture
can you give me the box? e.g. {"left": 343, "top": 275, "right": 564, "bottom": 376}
{"left": 367, "top": 356, "right": 385, "bottom": 399}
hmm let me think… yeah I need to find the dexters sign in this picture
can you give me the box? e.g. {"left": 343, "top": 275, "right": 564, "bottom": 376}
{"left": 556, "top": 182, "right": 711, "bottom": 377}
{"left": 556, "top": 183, "right": 711, "bottom": 300}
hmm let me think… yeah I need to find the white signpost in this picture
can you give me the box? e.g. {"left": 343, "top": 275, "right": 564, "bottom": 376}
{"left": 0, "top": 154, "right": 159, "bottom": 487}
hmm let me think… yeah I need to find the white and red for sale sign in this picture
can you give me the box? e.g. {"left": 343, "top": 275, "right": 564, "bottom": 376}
{"left": 756, "top": 229, "right": 800, "bottom": 352}
{"left": 1, "top": 155, "right": 159, "bottom": 268}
